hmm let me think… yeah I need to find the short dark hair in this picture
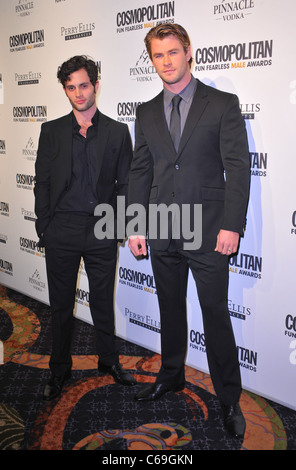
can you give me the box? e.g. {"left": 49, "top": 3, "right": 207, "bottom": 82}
{"left": 145, "top": 23, "right": 192, "bottom": 67}
{"left": 57, "top": 55, "right": 99, "bottom": 87}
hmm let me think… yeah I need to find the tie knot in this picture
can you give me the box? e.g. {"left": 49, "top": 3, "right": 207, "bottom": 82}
{"left": 172, "top": 95, "right": 182, "bottom": 108}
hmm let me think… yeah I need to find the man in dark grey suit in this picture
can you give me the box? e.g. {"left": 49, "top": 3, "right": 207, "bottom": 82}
{"left": 35, "top": 56, "right": 136, "bottom": 401}
{"left": 128, "top": 24, "right": 250, "bottom": 438}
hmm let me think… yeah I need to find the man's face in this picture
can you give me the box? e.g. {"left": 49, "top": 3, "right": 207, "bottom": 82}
{"left": 150, "top": 34, "right": 191, "bottom": 88}
{"left": 64, "top": 68, "right": 98, "bottom": 113}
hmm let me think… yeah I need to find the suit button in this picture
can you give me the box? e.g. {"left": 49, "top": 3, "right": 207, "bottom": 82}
{"left": 175, "top": 164, "right": 180, "bottom": 170}
{"left": 172, "top": 192, "right": 175, "bottom": 197}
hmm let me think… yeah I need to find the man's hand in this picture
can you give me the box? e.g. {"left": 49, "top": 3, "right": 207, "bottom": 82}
{"left": 215, "top": 229, "right": 239, "bottom": 255}
{"left": 128, "top": 235, "right": 147, "bottom": 257}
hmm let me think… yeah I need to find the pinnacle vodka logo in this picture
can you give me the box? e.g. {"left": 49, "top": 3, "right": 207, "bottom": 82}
{"left": 116, "top": 1, "right": 175, "bottom": 34}
{"left": 22, "top": 137, "right": 37, "bottom": 161}
{"left": 213, "top": 0, "right": 255, "bottom": 22}
{"left": 29, "top": 269, "right": 46, "bottom": 292}
{"left": 130, "top": 49, "right": 158, "bottom": 82}
{"left": 15, "top": 0, "right": 35, "bottom": 18}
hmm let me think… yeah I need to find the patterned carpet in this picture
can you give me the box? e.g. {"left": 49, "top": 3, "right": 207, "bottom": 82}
{"left": 0, "top": 284, "right": 295, "bottom": 452}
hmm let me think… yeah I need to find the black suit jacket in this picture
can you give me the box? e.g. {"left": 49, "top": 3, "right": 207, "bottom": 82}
{"left": 128, "top": 79, "right": 250, "bottom": 252}
{"left": 34, "top": 110, "right": 133, "bottom": 245}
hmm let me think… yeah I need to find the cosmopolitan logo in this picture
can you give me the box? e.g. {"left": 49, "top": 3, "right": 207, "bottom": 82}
{"left": 213, "top": 0, "right": 255, "bottom": 22}
{"left": 189, "top": 329, "right": 206, "bottom": 354}
{"left": 16, "top": 173, "right": 35, "bottom": 190}
{"left": 0, "top": 202, "right": 9, "bottom": 217}
{"left": 13, "top": 105, "right": 47, "bottom": 122}
{"left": 0, "top": 259, "right": 13, "bottom": 276}
{"left": 117, "top": 102, "right": 143, "bottom": 123}
{"left": 9, "top": 29, "right": 44, "bottom": 52}
{"left": 61, "top": 23, "right": 95, "bottom": 41}
{"left": 116, "top": 1, "right": 175, "bottom": 33}
{"left": 0, "top": 140, "right": 5, "bottom": 155}
{"left": 119, "top": 267, "right": 156, "bottom": 294}
{"left": 130, "top": 50, "right": 158, "bottom": 82}
{"left": 229, "top": 252, "right": 262, "bottom": 279}
{"left": 291, "top": 211, "right": 296, "bottom": 235}
{"left": 237, "top": 345, "right": 257, "bottom": 372}
{"left": 250, "top": 151, "right": 267, "bottom": 177}
{"left": 76, "top": 288, "right": 89, "bottom": 306}
{"left": 228, "top": 300, "right": 251, "bottom": 320}
{"left": 195, "top": 40, "right": 273, "bottom": 72}
{"left": 15, "top": 71, "right": 41, "bottom": 86}
{"left": 124, "top": 307, "right": 160, "bottom": 333}
{"left": 19, "top": 237, "right": 44, "bottom": 256}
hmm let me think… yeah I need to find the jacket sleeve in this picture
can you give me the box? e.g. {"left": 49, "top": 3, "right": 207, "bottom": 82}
{"left": 34, "top": 122, "right": 52, "bottom": 240}
{"left": 219, "top": 94, "right": 250, "bottom": 235}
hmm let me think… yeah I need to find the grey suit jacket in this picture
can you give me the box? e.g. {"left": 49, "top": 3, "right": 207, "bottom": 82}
{"left": 128, "top": 79, "right": 250, "bottom": 252}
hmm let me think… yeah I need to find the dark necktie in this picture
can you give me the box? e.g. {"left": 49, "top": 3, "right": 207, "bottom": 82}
{"left": 169, "top": 95, "right": 182, "bottom": 151}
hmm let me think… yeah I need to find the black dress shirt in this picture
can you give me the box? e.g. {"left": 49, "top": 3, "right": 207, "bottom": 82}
{"left": 56, "top": 110, "right": 99, "bottom": 215}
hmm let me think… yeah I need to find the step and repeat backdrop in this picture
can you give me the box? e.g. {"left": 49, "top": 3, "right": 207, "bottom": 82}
{"left": 0, "top": 0, "right": 295, "bottom": 409}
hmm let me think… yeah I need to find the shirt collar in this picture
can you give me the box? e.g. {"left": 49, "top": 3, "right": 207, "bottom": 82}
{"left": 72, "top": 108, "right": 99, "bottom": 130}
{"left": 163, "top": 75, "right": 197, "bottom": 110}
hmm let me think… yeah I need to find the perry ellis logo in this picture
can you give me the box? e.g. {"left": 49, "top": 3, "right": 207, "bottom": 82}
{"left": 61, "top": 22, "right": 95, "bottom": 41}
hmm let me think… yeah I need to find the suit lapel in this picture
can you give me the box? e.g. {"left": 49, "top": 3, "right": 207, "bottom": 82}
{"left": 152, "top": 92, "right": 177, "bottom": 159}
{"left": 177, "top": 80, "right": 209, "bottom": 158}
{"left": 94, "top": 111, "right": 110, "bottom": 182}
{"left": 151, "top": 80, "right": 210, "bottom": 161}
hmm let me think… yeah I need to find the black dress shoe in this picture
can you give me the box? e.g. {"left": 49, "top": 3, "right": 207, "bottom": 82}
{"left": 134, "top": 382, "right": 185, "bottom": 401}
{"left": 43, "top": 371, "right": 71, "bottom": 401}
{"left": 98, "top": 362, "right": 136, "bottom": 386}
{"left": 222, "top": 403, "right": 246, "bottom": 438}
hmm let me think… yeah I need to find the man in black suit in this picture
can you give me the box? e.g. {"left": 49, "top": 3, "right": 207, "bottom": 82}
{"left": 128, "top": 24, "right": 250, "bottom": 438}
{"left": 35, "top": 56, "right": 136, "bottom": 401}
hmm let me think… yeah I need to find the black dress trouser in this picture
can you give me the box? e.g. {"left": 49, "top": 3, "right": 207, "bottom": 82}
{"left": 44, "top": 212, "right": 118, "bottom": 377}
{"left": 150, "top": 245, "right": 242, "bottom": 406}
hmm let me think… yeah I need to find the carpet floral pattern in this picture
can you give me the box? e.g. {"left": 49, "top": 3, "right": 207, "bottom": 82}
{"left": 0, "top": 286, "right": 295, "bottom": 451}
